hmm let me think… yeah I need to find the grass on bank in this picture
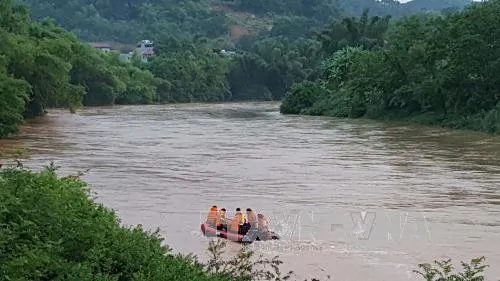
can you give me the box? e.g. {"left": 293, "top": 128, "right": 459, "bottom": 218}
{"left": 0, "top": 163, "right": 490, "bottom": 281}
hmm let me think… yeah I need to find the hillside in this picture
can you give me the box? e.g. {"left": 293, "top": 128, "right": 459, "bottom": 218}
{"left": 338, "top": 0, "right": 472, "bottom": 17}
{"left": 17, "top": 0, "right": 472, "bottom": 44}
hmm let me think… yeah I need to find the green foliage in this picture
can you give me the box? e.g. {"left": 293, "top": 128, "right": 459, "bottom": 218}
{"left": 105, "top": 52, "right": 159, "bottom": 105}
{"left": 0, "top": 66, "right": 30, "bottom": 138}
{"left": 0, "top": 0, "right": 161, "bottom": 138}
{"left": 18, "top": 0, "right": 229, "bottom": 43}
{"left": 16, "top": 0, "right": 470, "bottom": 44}
{"left": 315, "top": 9, "right": 391, "bottom": 56}
{"left": 234, "top": 0, "right": 341, "bottom": 23}
{"left": 0, "top": 165, "right": 226, "bottom": 281}
{"left": 281, "top": 1, "right": 500, "bottom": 134}
{"left": 229, "top": 37, "right": 322, "bottom": 101}
{"left": 147, "top": 38, "right": 231, "bottom": 103}
{"left": 338, "top": 0, "right": 472, "bottom": 19}
{"left": 204, "top": 238, "right": 296, "bottom": 281}
{"left": 280, "top": 81, "right": 327, "bottom": 115}
{"left": 413, "top": 257, "right": 488, "bottom": 281}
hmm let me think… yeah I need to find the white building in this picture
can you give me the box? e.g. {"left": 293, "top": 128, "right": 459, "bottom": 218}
{"left": 119, "top": 52, "right": 134, "bottom": 62}
{"left": 135, "top": 40, "right": 154, "bottom": 62}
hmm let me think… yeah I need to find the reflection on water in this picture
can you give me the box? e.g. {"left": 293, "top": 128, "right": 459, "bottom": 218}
{"left": 1, "top": 102, "right": 499, "bottom": 281}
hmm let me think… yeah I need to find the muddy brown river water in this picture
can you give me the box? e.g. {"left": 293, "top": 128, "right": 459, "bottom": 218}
{"left": 1, "top": 102, "right": 499, "bottom": 280}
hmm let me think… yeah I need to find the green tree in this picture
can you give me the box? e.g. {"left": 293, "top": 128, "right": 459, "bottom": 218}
{"left": 0, "top": 66, "right": 30, "bottom": 138}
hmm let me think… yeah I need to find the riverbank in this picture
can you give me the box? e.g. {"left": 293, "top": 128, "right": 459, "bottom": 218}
{"left": 280, "top": 107, "right": 500, "bottom": 136}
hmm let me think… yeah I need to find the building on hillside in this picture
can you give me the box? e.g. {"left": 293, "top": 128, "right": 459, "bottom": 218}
{"left": 119, "top": 52, "right": 134, "bottom": 62}
{"left": 88, "top": 40, "right": 154, "bottom": 63}
{"left": 89, "top": 42, "right": 113, "bottom": 53}
{"left": 135, "top": 40, "right": 154, "bottom": 62}
{"left": 220, "top": 49, "right": 236, "bottom": 56}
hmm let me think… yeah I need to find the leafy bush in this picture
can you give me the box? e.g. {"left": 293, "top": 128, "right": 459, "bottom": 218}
{"left": 279, "top": 81, "right": 326, "bottom": 114}
{"left": 0, "top": 164, "right": 224, "bottom": 281}
{"left": 414, "top": 257, "right": 488, "bottom": 281}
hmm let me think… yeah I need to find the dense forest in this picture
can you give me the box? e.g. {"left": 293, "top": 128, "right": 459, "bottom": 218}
{"left": 17, "top": 0, "right": 472, "bottom": 43}
{"left": 280, "top": 0, "right": 500, "bottom": 134}
{"left": 0, "top": 0, "right": 497, "bottom": 137}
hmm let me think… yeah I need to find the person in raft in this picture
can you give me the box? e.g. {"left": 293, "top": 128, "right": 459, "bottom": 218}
{"left": 240, "top": 208, "right": 257, "bottom": 234}
{"left": 208, "top": 206, "right": 271, "bottom": 239}
{"left": 257, "top": 214, "right": 270, "bottom": 233}
{"left": 219, "top": 208, "right": 228, "bottom": 231}
{"left": 229, "top": 207, "right": 248, "bottom": 235}
{"left": 244, "top": 213, "right": 271, "bottom": 241}
{"left": 206, "top": 205, "right": 224, "bottom": 230}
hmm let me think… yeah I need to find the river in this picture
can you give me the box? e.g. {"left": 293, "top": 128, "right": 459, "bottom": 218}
{"left": 1, "top": 102, "right": 499, "bottom": 281}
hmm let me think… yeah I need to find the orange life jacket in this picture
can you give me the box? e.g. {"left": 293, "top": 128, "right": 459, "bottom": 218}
{"left": 230, "top": 213, "right": 242, "bottom": 232}
{"left": 206, "top": 207, "right": 220, "bottom": 226}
